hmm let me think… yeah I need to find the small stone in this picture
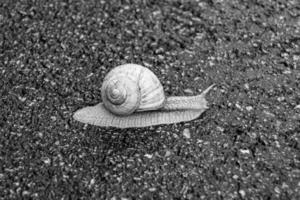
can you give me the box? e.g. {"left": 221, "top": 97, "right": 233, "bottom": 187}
{"left": 216, "top": 126, "right": 224, "bottom": 132}
{"left": 183, "top": 128, "right": 191, "bottom": 139}
{"left": 282, "top": 182, "right": 289, "bottom": 189}
{"left": 235, "top": 103, "right": 242, "bottom": 110}
{"left": 239, "top": 190, "right": 246, "bottom": 197}
{"left": 165, "top": 150, "right": 171, "bottom": 157}
{"left": 158, "top": 55, "right": 164, "bottom": 60}
{"left": 144, "top": 154, "right": 153, "bottom": 159}
{"left": 133, "top": 177, "right": 141, "bottom": 181}
{"left": 277, "top": 96, "right": 285, "bottom": 101}
{"left": 184, "top": 88, "right": 194, "bottom": 94}
{"left": 275, "top": 140, "right": 281, "bottom": 148}
{"left": 22, "top": 191, "right": 30, "bottom": 196}
{"left": 149, "top": 187, "right": 156, "bottom": 192}
{"left": 283, "top": 70, "right": 291, "bottom": 74}
{"left": 143, "top": 62, "right": 151, "bottom": 67}
{"left": 246, "top": 106, "right": 253, "bottom": 111}
{"left": 293, "top": 55, "right": 300, "bottom": 61}
{"left": 42, "top": 157, "right": 51, "bottom": 165}
{"left": 248, "top": 132, "right": 257, "bottom": 139}
{"left": 90, "top": 178, "right": 95, "bottom": 186}
{"left": 19, "top": 96, "right": 27, "bottom": 102}
{"left": 295, "top": 105, "right": 300, "bottom": 109}
{"left": 86, "top": 73, "right": 94, "bottom": 78}
{"left": 240, "top": 149, "right": 250, "bottom": 154}
{"left": 274, "top": 186, "right": 280, "bottom": 194}
{"left": 263, "top": 110, "right": 275, "bottom": 117}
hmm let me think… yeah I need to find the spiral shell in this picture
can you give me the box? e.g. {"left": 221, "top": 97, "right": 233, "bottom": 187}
{"left": 101, "top": 64, "right": 166, "bottom": 116}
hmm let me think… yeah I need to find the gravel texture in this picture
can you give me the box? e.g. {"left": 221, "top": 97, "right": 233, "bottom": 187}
{"left": 1, "top": 0, "right": 300, "bottom": 199}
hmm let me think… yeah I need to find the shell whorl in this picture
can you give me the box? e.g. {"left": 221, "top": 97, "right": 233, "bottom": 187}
{"left": 105, "top": 79, "right": 127, "bottom": 105}
{"left": 101, "top": 75, "right": 141, "bottom": 116}
{"left": 101, "top": 64, "right": 165, "bottom": 116}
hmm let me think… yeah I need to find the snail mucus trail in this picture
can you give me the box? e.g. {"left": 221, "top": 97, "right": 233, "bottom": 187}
{"left": 73, "top": 64, "right": 215, "bottom": 128}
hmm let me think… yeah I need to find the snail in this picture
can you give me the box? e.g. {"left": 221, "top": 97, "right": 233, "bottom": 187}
{"left": 73, "top": 64, "right": 214, "bottom": 128}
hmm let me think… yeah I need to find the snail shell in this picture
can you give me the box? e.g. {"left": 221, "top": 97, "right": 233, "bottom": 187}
{"left": 101, "top": 64, "right": 166, "bottom": 115}
{"left": 73, "top": 64, "right": 214, "bottom": 128}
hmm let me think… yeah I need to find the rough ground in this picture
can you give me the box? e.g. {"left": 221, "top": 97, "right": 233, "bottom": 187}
{"left": 1, "top": 0, "right": 300, "bottom": 199}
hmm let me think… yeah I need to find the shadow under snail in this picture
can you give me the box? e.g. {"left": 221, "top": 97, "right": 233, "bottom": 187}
{"left": 73, "top": 64, "right": 215, "bottom": 128}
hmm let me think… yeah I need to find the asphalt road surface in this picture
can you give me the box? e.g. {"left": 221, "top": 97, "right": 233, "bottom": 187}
{"left": 1, "top": 1, "right": 299, "bottom": 199}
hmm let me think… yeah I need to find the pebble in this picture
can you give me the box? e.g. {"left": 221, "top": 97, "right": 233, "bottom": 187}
{"left": 144, "top": 154, "right": 153, "bottom": 159}
{"left": 89, "top": 178, "right": 95, "bottom": 186}
{"left": 240, "top": 149, "right": 250, "bottom": 154}
{"left": 165, "top": 150, "right": 171, "bottom": 157}
{"left": 216, "top": 126, "right": 224, "bottom": 132}
{"left": 246, "top": 106, "right": 253, "bottom": 111}
{"left": 295, "top": 105, "right": 300, "bottom": 109}
{"left": 183, "top": 128, "right": 191, "bottom": 139}
{"left": 239, "top": 190, "right": 246, "bottom": 198}
{"left": 149, "top": 187, "right": 156, "bottom": 192}
{"left": 235, "top": 103, "right": 242, "bottom": 110}
{"left": 22, "top": 191, "right": 30, "bottom": 196}
{"left": 263, "top": 110, "right": 275, "bottom": 117}
{"left": 42, "top": 157, "right": 51, "bottom": 165}
{"left": 184, "top": 88, "right": 194, "bottom": 94}
{"left": 283, "top": 70, "right": 291, "bottom": 74}
{"left": 277, "top": 96, "right": 285, "bottom": 101}
{"left": 293, "top": 55, "right": 300, "bottom": 61}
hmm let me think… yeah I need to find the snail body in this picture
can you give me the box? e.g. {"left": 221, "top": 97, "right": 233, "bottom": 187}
{"left": 73, "top": 64, "right": 214, "bottom": 128}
